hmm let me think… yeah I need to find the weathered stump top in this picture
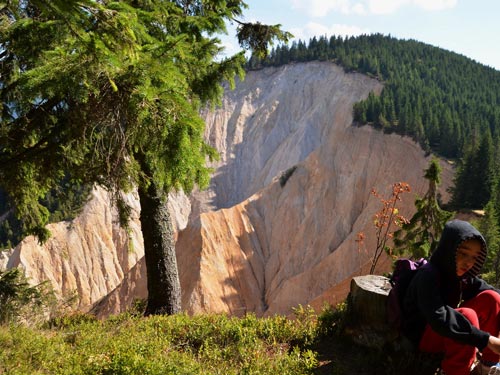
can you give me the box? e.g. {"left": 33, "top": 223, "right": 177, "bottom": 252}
{"left": 351, "top": 274, "right": 392, "bottom": 295}
{"left": 346, "top": 274, "right": 397, "bottom": 349}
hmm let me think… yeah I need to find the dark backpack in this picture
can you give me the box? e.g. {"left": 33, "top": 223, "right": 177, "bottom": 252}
{"left": 386, "top": 258, "right": 428, "bottom": 331}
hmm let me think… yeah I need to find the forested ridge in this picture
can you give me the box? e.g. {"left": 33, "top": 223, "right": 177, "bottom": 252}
{"left": 249, "top": 33, "right": 500, "bottom": 212}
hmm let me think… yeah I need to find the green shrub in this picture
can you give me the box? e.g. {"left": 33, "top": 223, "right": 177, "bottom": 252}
{"left": 0, "top": 312, "right": 319, "bottom": 374}
{"left": 316, "top": 302, "right": 347, "bottom": 338}
{"left": 45, "top": 311, "right": 99, "bottom": 330}
{"left": 0, "top": 268, "right": 56, "bottom": 325}
{"left": 279, "top": 166, "right": 297, "bottom": 187}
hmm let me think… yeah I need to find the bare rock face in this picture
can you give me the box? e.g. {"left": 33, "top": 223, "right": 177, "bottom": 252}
{"left": 2, "top": 61, "right": 453, "bottom": 317}
{"left": 177, "top": 146, "right": 451, "bottom": 317}
{"left": 177, "top": 61, "right": 453, "bottom": 316}
{"left": 2, "top": 187, "right": 143, "bottom": 310}
{"left": 1, "top": 188, "right": 187, "bottom": 313}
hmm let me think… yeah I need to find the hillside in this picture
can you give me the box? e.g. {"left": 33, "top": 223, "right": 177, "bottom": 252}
{"left": 0, "top": 60, "right": 453, "bottom": 317}
{"left": 253, "top": 34, "right": 500, "bottom": 158}
{"left": 252, "top": 34, "right": 500, "bottom": 213}
{"left": 1, "top": 303, "right": 435, "bottom": 375}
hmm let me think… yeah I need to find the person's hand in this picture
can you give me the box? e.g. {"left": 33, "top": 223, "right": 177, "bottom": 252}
{"left": 487, "top": 335, "right": 500, "bottom": 355}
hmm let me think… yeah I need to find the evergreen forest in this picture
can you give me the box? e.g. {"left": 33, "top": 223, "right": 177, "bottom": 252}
{"left": 249, "top": 33, "right": 500, "bottom": 213}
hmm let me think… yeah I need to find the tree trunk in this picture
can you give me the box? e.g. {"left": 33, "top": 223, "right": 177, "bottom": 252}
{"left": 138, "top": 180, "right": 181, "bottom": 315}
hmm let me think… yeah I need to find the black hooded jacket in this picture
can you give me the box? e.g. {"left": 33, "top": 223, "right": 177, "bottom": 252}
{"left": 401, "top": 219, "right": 497, "bottom": 350}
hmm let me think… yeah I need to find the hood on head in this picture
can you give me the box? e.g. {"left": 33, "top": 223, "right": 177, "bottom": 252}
{"left": 430, "top": 219, "right": 487, "bottom": 279}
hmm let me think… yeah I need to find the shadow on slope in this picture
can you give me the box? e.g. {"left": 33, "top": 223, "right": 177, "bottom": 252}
{"left": 308, "top": 297, "right": 441, "bottom": 375}
{"left": 311, "top": 334, "right": 440, "bottom": 375}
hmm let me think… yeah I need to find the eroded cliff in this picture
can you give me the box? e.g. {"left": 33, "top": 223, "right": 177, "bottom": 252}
{"left": 1, "top": 61, "right": 453, "bottom": 317}
{"left": 176, "top": 62, "right": 453, "bottom": 316}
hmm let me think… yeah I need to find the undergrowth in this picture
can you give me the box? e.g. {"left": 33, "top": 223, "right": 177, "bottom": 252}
{"left": 0, "top": 305, "right": 324, "bottom": 375}
{"left": 0, "top": 301, "right": 441, "bottom": 374}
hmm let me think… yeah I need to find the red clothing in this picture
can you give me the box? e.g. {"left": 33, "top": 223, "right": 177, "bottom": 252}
{"left": 419, "top": 290, "right": 500, "bottom": 375}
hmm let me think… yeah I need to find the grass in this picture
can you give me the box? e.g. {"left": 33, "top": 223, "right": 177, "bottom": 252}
{"left": 0, "top": 302, "right": 441, "bottom": 375}
{"left": 0, "top": 306, "right": 320, "bottom": 375}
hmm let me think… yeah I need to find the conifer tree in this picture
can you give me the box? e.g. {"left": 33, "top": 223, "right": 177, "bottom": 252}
{"left": 0, "top": 0, "right": 290, "bottom": 315}
{"left": 393, "top": 158, "right": 453, "bottom": 258}
{"left": 477, "top": 196, "right": 500, "bottom": 286}
{"left": 451, "top": 130, "right": 495, "bottom": 209}
{"left": 472, "top": 130, "right": 495, "bottom": 206}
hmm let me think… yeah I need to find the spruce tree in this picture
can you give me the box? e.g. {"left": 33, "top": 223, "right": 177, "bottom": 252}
{"left": 472, "top": 130, "right": 495, "bottom": 207}
{"left": 451, "top": 130, "right": 495, "bottom": 210}
{"left": 0, "top": 0, "right": 290, "bottom": 315}
{"left": 477, "top": 197, "right": 500, "bottom": 286}
{"left": 393, "top": 158, "right": 453, "bottom": 258}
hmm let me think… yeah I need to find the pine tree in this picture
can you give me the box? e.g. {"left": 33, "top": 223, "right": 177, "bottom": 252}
{"left": 393, "top": 158, "right": 453, "bottom": 258}
{"left": 0, "top": 0, "right": 290, "bottom": 315}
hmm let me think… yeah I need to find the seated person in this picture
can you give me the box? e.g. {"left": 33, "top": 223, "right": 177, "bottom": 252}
{"left": 402, "top": 220, "right": 500, "bottom": 375}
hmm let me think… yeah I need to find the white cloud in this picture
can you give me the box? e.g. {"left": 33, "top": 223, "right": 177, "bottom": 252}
{"left": 367, "top": 0, "right": 409, "bottom": 15}
{"left": 291, "top": 0, "right": 353, "bottom": 17}
{"left": 413, "top": 0, "right": 457, "bottom": 11}
{"left": 351, "top": 3, "right": 367, "bottom": 15}
{"left": 290, "top": 22, "right": 370, "bottom": 41}
{"left": 368, "top": 0, "right": 457, "bottom": 14}
{"left": 290, "top": 0, "right": 457, "bottom": 17}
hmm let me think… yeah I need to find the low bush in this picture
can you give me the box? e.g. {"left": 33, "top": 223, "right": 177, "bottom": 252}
{"left": 0, "top": 309, "right": 322, "bottom": 374}
{"left": 0, "top": 268, "right": 57, "bottom": 325}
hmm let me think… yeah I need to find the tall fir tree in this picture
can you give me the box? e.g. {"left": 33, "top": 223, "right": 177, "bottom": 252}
{"left": 0, "top": 0, "right": 290, "bottom": 315}
{"left": 472, "top": 129, "right": 495, "bottom": 207}
{"left": 477, "top": 197, "right": 500, "bottom": 286}
{"left": 451, "top": 130, "right": 495, "bottom": 210}
{"left": 393, "top": 158, "right": 453, "bottom": 258}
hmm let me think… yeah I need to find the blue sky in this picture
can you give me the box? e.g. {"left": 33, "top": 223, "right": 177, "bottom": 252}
{"left": 220, "top": 0, "right": 500, "bottom": 71}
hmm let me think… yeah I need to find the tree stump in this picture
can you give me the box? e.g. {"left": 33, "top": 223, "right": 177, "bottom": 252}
{"left": 343, "top": 275, "right": 441, "bottom": 373}
{"left": 345, "top": 274, "right": 398, "bottom": 349}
